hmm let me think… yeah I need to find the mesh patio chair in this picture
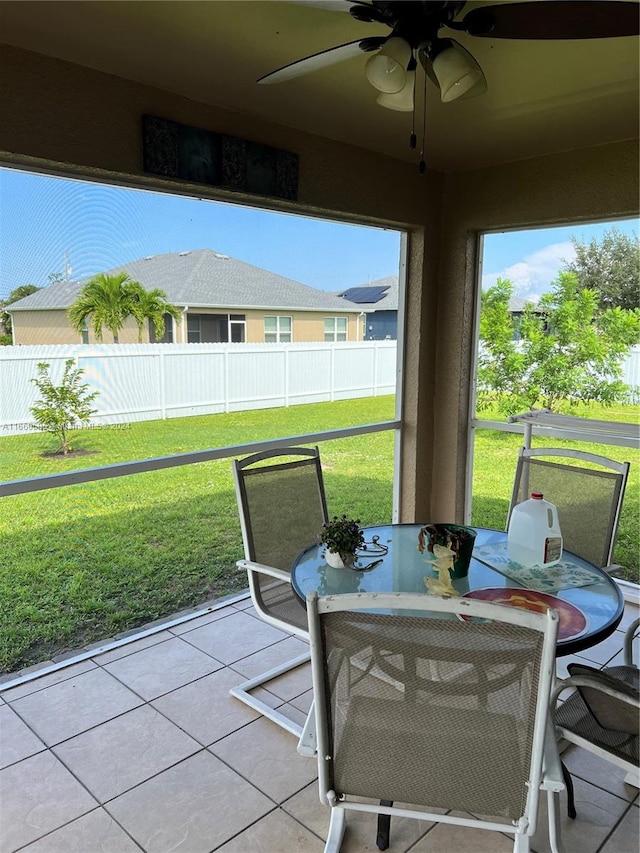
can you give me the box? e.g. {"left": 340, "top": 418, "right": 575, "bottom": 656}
{"left": 507, "top": 447, "right": 630, "bottom": 574}
{"left": 552, "top": 617, "right": 640, "bottom": 817}
{"left": 307, "top": 590, "right": 566, "bottom": 853}
{"left": 231, "top": 446, "right": 328, "bottom": 737}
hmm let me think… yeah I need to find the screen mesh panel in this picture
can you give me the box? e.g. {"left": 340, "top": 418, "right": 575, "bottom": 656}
{"left": 518, "top": 458, "right": 623, "bottom": 568}
{"left": 320, "top": 610, "right": 544, "bottom": 820}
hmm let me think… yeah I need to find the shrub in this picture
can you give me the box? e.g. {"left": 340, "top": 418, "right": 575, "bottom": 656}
{"left": 30, "top": 359, "right": 99, "bottom": 455}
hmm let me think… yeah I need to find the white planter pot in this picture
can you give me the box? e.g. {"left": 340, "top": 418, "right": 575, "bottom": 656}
{"left": 325, "top": 549, "right": 347, "bottom": 568}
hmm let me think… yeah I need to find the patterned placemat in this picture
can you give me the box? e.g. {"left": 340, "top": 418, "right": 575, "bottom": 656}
{"left": 473, "top": 541, "right": 599, "bottom": 594}
{"left": 463, "top": 587, "right": 588, "bottom": 641}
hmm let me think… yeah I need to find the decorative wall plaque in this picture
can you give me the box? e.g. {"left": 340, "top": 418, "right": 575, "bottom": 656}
{"left": 142, "top": 115, "right": 298, "bottom": 201}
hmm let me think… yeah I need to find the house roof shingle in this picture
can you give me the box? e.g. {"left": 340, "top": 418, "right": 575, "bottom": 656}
{"left": 8, "top": 249, "right": 362, "bottom": 314}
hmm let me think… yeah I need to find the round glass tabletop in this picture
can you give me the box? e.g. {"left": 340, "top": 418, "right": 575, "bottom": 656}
{"left": 291, "top": 524, "right": 624, "bottom": 656}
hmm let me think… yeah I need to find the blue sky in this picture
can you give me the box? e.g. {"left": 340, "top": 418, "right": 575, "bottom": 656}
{"left": 0, "top": 168, "right": 401, "bottom": 300}
{"left": 482, "top": 219, "right": 639, "bottom": 302}
{"left": 0, "top": 166, "right": 637, "bottom": 302}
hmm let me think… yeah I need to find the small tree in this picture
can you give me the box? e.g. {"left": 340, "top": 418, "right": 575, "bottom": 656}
{"left": 30, "top": 360, "right": 99, "bottom": 455}
{"left": 478, "top": 273, "right": 640, "bottom": 415}
{"left": 563, "top": 227, "right": 640, "bottom": 312}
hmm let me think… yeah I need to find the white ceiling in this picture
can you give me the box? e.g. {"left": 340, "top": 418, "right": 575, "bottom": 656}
{"left": 0, "top": 0, "right": 638, "bottom": 172}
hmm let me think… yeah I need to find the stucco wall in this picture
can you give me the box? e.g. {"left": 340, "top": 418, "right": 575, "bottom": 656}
{"left": 11, "top": 311, "right": 145, "bottom": 345}
{"left": 11, "top": 311, "right": 76, "bottom": 346}
{"left": 12, "top": 306, "right": 361, "bottom": 345}
{"left": 244, "top": 310, "right": 359, "bottom": 343}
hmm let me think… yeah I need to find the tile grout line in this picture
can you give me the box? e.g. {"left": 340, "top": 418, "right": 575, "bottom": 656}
{"left": 594, "top": 798, "right": 637, "bottom": 853}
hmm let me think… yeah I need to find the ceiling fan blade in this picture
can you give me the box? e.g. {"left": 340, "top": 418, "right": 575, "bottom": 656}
{"left": 454, "top": 1, "right": 640, "bottom": 40}
{"left": 257, "top": 36, "right": 386, "bottom": 84}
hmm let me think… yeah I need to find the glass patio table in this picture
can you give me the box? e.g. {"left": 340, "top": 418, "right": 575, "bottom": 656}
{"left": 291, "top": 524, "right": 624, "bottom": 656}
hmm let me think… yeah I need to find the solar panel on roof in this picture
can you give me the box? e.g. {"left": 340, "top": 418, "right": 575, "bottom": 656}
{"left": 339, "top": 286, "right": 389, "bottom": 304}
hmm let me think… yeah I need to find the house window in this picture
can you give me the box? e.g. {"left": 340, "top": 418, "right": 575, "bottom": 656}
{"left": 187, "top": 314, "right": 202, "bottom": 343}
{"left": 229, "top": 314, "right": 246, "bottom": 343}
{"left": 81, "top": 324, "right": 89, "bottom": 345}
{"left": 264, "top": 315, "right": 292, "bottom": 343}
{"left": 149, "top": 313, "right": 174, "bottom": 343}
{"left": 324, "top": 317, "right": 347, "bottom": 342}
{"left": 187, "top": 313, "right": 245, "bottom": 343}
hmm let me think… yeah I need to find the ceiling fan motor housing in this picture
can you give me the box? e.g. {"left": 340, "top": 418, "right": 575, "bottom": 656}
{"left": 350, "top": 1, "right": 468, "bottom": 50}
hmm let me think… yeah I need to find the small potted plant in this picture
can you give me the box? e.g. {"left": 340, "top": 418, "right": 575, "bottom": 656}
{"left": 319, "top": 515, "right": 364, "bottom": 569}
{"left": 417, "top": 523, "right": 477, "bottom": 580}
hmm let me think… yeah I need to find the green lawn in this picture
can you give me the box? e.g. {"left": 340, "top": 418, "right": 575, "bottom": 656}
{"left": 0, "top": 396, "right": 637, "bottom": 674}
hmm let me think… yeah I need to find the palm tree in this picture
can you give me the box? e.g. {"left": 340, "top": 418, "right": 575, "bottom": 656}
{"left": 68, "top": 272, "right": 138, "bottom": 343}
{"left": 68, "top": 273, "right": 179, "bottom": 344}
{"left": 129, "top": 284, "right": 182, "bottom": 342}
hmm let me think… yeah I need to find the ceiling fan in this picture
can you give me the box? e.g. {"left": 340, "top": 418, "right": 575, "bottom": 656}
{"left": 258, "top": 1, "right": 640, "bottom": 111}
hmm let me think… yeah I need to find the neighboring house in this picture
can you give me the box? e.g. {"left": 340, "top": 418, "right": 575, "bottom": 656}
{"left": 333, "top": 281, "right": 538, "bottom": 342}
{"left": 508, "top": 295, "right": 544, "bottom": 339}
{"left": 338, "top": 276, "right": 399, "bottom": 340}
{"left": 7, "top": 249, "right": 363, "bottom": 345}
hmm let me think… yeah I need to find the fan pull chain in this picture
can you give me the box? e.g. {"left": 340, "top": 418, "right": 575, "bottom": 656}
{"left": 419, "top": 69, "right": 427, "bottom": 174}
{"left": 409, "top": 53, "right": 417, "bottom": 150}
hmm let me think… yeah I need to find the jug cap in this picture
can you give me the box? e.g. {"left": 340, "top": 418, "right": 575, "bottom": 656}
{"left": 531, "top": 492, "right": 543, "bottom": 499}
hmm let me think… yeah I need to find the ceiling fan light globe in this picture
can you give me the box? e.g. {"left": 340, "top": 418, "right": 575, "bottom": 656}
{"left": 432, "top": 46, "right": 482, "bottom": 102}
{"left": 376, "top": 71, "right": 415, "bottom": 111}
{"left": 365, "top": 37, "right": 411, "bottom": 94}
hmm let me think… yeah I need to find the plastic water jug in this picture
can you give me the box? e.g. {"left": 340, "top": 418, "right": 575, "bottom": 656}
{"left": 507, "top": 492, "right": 563, "bottom": 567}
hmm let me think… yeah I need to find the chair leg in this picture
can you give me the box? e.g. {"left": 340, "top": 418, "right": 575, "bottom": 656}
{"left": 561, "top": 761, "right": 576, "bottom": 819}
{"left": 229, "top": 650, "right": 311, "bottom": 738}
{"left": 376, "top": 800, "right": 393, "bottom": 850}
{"left": 546, "top": 789, "right": 567, "bottom": 853}
{"left": 324, "top": 807, "right": 346, "bottom": 853}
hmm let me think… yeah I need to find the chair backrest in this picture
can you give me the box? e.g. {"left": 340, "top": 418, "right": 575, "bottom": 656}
{"left": 567, "top": 662, "right": 640, "bottom": 737}
{"left": 234, "top": 445, "right": 328, "bottom": 569}
{"left": 507, "top": 447, "right": 630, "bottom": 568}
{"left": 308, "top": 591, "right": 558, "bottom": 824}
{"left": 233, "top": 447, "right": 328, "bottom": 628}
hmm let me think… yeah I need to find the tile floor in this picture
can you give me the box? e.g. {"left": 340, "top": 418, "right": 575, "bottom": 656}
{"left": 1, "top": 593, "right": 638, "bottom": 853}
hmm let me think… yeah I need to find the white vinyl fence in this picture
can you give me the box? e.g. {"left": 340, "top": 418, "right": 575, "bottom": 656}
{"left": 622, "top": 345, "right": 640, "bottom": 402}
{"left": 2, "top": 342, "right": 637, "bottom": 437}
{"left": 0, "top": 341, "right": 398, "bottom": 436}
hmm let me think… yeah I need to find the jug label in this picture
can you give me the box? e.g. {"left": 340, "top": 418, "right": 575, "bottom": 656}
{"left": 544, "top": 537, "right": 563, "bottom": 564}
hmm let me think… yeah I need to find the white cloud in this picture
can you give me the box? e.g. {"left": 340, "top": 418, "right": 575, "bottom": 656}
{"left": 482, "top": 241, "right": 576, "bottom": 301}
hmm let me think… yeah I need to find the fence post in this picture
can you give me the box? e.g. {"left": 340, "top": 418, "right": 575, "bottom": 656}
{"left": 224, "top": 346, "right": 230, "bottom": 414}
{"left": 159, "top": 348, "right": 166, "bottom": 420}
{"left": 373, "top": 342, "right": 378, "bottom": 397}
{"left": 284, "top": 345, "right": 290, "bottom": 408}
{"left": 330, "top": 345, "right": 335, "bottom": 402}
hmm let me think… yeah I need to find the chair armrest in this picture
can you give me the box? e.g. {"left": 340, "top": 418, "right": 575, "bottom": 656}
{"left": 236, "top": 559, "right": 291, "bottom": 583}
{"left": 624, "top": 617, "right": 640, "bottom": 667}
{"left": 551, "top": 674, "right": 640, "bottom": 714}
{"left": 603, "top": 563, "right": 624, "bottom": 577}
